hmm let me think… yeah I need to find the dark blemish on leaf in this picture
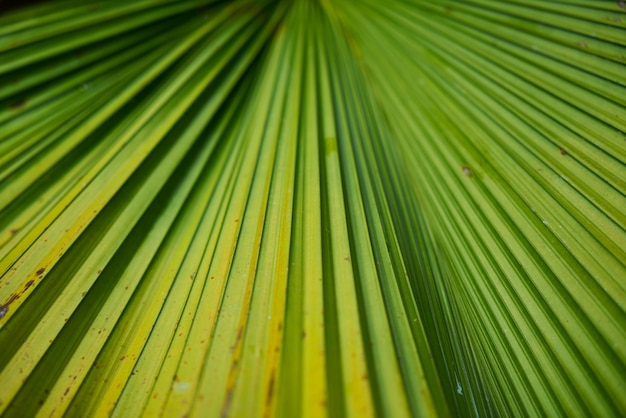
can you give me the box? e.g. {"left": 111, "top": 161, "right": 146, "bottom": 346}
{"left": 9, "top": 228, "right": 18, "bottom": 235}
{"left": 302, "top": 332, "right": 306, "bottom": 339}
{"left": 462, "top": 166, "right": 472, "bottom": 178}
{"left": 266, "top": 372, "right": 276, "bottom": 405}
{"left": 559, "top": 147, "right": 568, "bottom": 156}
{"left": 619, "top": 1, "right": 625, "bottom": 10}
{"left": 221, "top": 388, "right": 234, "bottom": 418}
{"left": 0, "top": 294, "right": 19, "bottom": 319}
{"left": 64, "top": 387, "right": 70, "bottom": 396}
{"left": 344, "top": 256, "right": 350, "bottom": 262}
{"left": 0, "top": 305, "right": 9, "bottom": 319}
{"left": 234, "top": 219, "right": 239, "bottom": 223}
{"left": 9, "top": 99, "right": 26, "bottom": 110}
{"left": 277, "top": 322, "right": 282, "bottom": 331}
{"left": 578, "top": 41, "right": 588, "bottom": 48}
{"left": 120, "top": 356, "right": 126, "bottom": 361}
{"left": 234, "top": 327, "right": 244, "bottom": 348}
{"left": 361, "top": 374, "right": 368, "bottom": 380}
{"left": 36, "top": 268, "right": 45, "bottom": 276}
{"left": 24, "top": 280, "right": 34, "bottom": 291}
{"left": 190, "top": 272, "right": 195, "bottom": 280}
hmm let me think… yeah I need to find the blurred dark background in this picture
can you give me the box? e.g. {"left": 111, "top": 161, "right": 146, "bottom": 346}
{"left": 0, "top": 0, "right": 48, "bottom": 14}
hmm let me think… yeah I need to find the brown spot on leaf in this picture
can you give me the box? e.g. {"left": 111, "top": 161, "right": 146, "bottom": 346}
{"left": 0, "top": 294, "right": 19, "bottom": 319}
{"left": 36, "top": 268, "right": 45, "bottom": 276}
{"left": 462, "top": 166, "right": 472, "bottom": 178}
{"left": 24, "top": 280, "right": 34, "bottom": 291}
{"left": 221, "top": 387, "right": 234, "bottom": 418}
{"left": 559, "top": 147, "right": 568, "bottom": 156}
{"left": 266, "top": 372, "right": 276, "bottom": 405}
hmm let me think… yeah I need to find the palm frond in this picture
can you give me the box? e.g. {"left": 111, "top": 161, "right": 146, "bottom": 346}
{"left": 0, "top": 0, "right": 624, "bottom": 417}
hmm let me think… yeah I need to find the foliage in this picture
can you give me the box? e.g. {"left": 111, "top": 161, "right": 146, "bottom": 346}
{"left": 0, "top": 0, "right": 625, "bottom": 416}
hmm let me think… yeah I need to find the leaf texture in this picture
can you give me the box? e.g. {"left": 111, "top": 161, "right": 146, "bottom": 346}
{"left": 0, "top": 0, "right": 624, "bottom": 417}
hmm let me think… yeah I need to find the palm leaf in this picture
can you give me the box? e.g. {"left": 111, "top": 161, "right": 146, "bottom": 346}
{"left": 0, "top": 0, "right": 624, "bottom": 416}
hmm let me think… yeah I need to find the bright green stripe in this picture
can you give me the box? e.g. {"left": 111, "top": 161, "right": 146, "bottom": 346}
{"left": 457, "top": 0, "right": 626, "bottom": 45}
{"left": 0, "top": 6, "right": 260, "bottom": 315}
{"left": 427, "top": 0, "right": 626, "bottom": 68}
{"left": 69, "top": 66, "right": 252, "bottom": 418}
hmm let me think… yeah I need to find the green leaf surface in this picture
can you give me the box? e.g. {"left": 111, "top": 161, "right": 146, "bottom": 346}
{"left": 0, "top": 0, "right": 624, "bottom": 417}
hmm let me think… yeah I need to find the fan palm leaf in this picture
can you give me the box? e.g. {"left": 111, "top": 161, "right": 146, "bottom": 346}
{"left": 0, "top": 0, "right": 624, "bottom": 417}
